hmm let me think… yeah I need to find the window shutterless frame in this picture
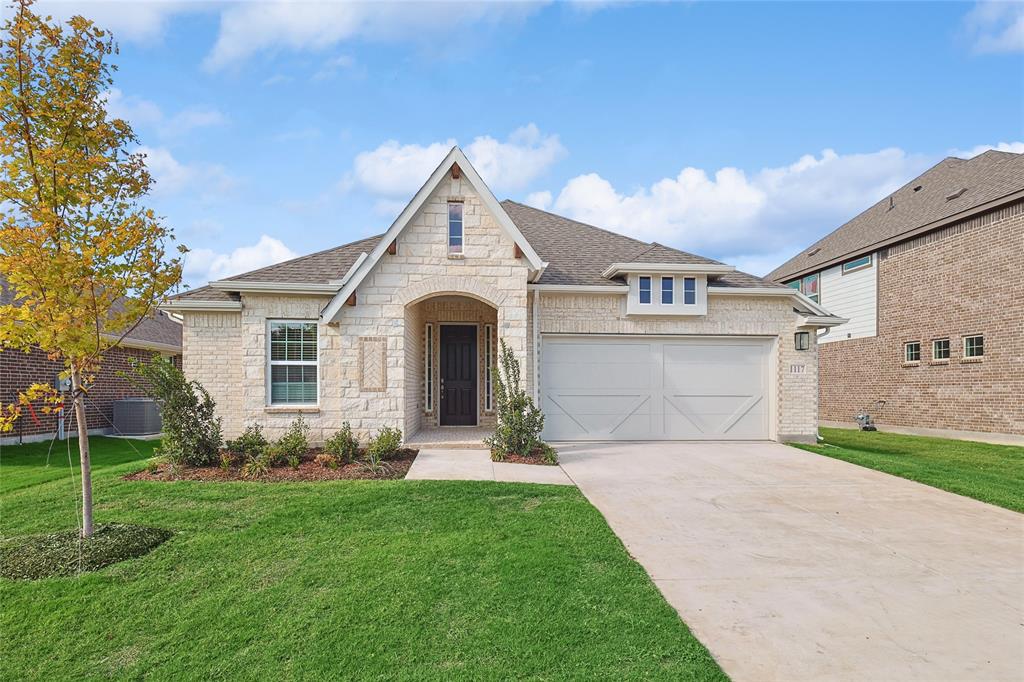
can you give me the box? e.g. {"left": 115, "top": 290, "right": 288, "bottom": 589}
{"left": 447, "top": 201, "right": 463, "bottom": 254}
{"left": 638, "top": 276, "right": 652, "bottom": 304}
{"left": 841, "top": 254, "right": 872, "bottom": 274}
{"left": 424, "top": 323, "right": 434, "bottom": 412}
{"left": 963, "top": 334, "right": 984, "bottom": 358}
{"left": 904, "top": 341, "right": 921, "bottom": 363}
{"left": 267, "top": 320, "right": 318, "bottom": 406}
{"left": 484, "top": 324, "right": 494, "bottom": 411}
{"left": 932, "top": 338, "right": 950, "bottom": 361}
{"left": 683, "top": 277, "right": 696, "bottom": 305}
{"left": 661, "top": 276, "right": 674, "bottom": 304}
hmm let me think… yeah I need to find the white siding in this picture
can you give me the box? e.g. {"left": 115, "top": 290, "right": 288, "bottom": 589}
{"left": 819, "top": 254, "right": 877, "bottom": 343}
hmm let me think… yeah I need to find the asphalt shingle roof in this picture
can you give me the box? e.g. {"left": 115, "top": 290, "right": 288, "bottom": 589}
{"left": 767, "top": 150, "right": 1024, "bottom": 282}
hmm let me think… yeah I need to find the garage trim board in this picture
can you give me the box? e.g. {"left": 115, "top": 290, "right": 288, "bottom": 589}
{"left": 540, "top": 335, "right": 775, "bottom": 442}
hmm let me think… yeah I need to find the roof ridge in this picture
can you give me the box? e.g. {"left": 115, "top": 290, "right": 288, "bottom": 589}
{"left": 222, "top": 233, "right": 383, "bottom": 282}
{"left": 501, "top": 199, "right": 651, "bottom": 248}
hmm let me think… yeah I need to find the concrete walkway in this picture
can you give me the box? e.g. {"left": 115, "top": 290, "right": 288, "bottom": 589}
{"left": 405, "top": 448, "right": 573, "bottom": 486}
{"left": 558, "top": 441, "right": 1024, "bottom": 682}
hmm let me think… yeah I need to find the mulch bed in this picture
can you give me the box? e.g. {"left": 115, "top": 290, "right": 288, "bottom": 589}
{"left": 494, "top": 450, "right": 558, "bottom": 466}
{"left": 124, "top": 449, "right": 419, "bottom": 482}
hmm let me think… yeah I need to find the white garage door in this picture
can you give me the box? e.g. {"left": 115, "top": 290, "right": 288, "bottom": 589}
{"left": 541, "top": 336, "right": 772, "bottom": 441}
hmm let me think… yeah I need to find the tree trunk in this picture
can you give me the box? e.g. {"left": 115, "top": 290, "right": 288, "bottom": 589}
{"left": 70, "top": 369, "right": 94, "bottom": 538}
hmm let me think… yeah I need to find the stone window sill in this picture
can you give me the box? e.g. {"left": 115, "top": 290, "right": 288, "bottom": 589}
{"left": 901, "top": 361, "right": 920, "bottom": 367}
{"left": 960, "top": 357, "right": 984, "bottom": 364}
{"left": 264, "top": 406, "right": 320, "bottom": 414}
{"left": 447, "top": 253, "right": 465, "bottom": 260}
{"left": 929, "top": 360, "right": 950, "bottom": 365}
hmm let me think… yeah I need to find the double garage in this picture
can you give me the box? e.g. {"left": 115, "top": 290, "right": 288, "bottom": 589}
{"left": 540, "top": 335, "right": 774, "bottom": 442}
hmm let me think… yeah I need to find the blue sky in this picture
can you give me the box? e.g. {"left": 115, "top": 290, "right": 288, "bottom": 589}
{"left": 34, "top": 1, "right": 1024, "bottom": 285}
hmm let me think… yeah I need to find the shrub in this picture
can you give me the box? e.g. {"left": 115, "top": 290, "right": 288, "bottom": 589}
{"left": 219, "top": 450, "right": 236, "bottom": 471}
{"left": 314, "top": 453, "right": 339, "bottom": 470}
{"left": 0, "top": 523, "right": 172, "bottom": 580}
{"left": 126, "top": 356, "right": 222, "bottom": 466}
{"left": 486, "top": 340, "right": 546, "bottom": 460}
{"left": 367, "top": 426, "right": 402, "bottom": 462}
{"left": 267, "top": 417, "right": 309, "bottom": 466}
{"left": 241, "top": 454, "right": 270, "bottom": 479}
{"left": 225, "top": 424, "right": 268, "bottom": 458}
{"left": 287, "top": 454, "right": 300, "bottom": 470}
{"left": 324, "top": 422, "right": 360, "bottom": 464}
{"left": 537, "top": 442, "right": 559, "bottom": 465}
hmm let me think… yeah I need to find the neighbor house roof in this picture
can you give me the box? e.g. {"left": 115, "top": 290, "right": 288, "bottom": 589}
{"left": 1, "top": 274, "right": 182, "bottom": 352}
{"left": 768, "top": 150, "right": 1024, "bottom": 283}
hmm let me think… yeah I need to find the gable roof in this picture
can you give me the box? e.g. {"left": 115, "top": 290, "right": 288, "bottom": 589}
{"left": 768, "top": 150, "right": 1024, "bottom": 282}
{"left": 1, "top": 274, "right": 182, "bottom": 351}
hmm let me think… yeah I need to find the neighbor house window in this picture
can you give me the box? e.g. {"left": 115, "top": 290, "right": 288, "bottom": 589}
{"left": 842, "top": 255, "right": 872, "bottom": 274}
{"left": 484, "top": 325, "right": 494, "bottom": 411}
{"left": 448, "top": 201, "right": 463, "bottom": 254}
{"left": 425, "top": 323, "right": 434, "bottom": 412}
{"left": 904, "top": 341, "right": 921, "bottom": 363}
{"left": 787, "top": 280, "right": 801, "bottom": 291}
{"left": 683, "top": 277, "right": 696, "bottom": 305}
{"left": 638, "top": 276, "right": 652, "bottom": 304}
{"left": 268, "top": 321, "right": 318, "bottom": 404}
{"left": 932, "top": 338, "right": 950, "bottom": 361}
{"left": 963, "top": 335, "right": 984, "bottom": 359}
{"left": 661, "top": 277, "right": 674, "bottom": 304}
{"left": 802, "top": 273, "right": 819, "bottom": 303}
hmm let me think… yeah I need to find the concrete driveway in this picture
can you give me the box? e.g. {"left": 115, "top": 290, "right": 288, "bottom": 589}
{"left": 558, "top": 441, "right": 1024, "bottom": 682}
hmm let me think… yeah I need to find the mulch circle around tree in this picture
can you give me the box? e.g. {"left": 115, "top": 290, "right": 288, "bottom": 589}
{"left": 124, "top": 449, "right": 419, "bottom": 483}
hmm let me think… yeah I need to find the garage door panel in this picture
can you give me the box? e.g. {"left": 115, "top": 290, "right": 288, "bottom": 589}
{"left": 542, "top": 336, "right": 771, "bottom": 441}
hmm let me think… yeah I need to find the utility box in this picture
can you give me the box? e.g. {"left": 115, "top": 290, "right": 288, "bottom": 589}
{"left": 112, "top": 398, "right": 162, "bottom": 436}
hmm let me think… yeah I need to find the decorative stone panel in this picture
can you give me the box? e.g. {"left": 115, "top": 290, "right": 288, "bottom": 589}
{"left": 359, "top": 337, "right": 387, "bottom": 392}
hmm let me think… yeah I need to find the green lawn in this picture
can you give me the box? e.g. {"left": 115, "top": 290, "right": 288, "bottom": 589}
{"left": 0, "top": 437, "right": 725, "bottom": 681}
{"left": 792, "top": 428, "right": 1024, "bottom": 512}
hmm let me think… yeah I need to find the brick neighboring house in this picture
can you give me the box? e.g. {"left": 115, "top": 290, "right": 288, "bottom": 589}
{"left": 768, "top": 150, "right": 1024, "bottom": 444}
{"left": 0, "top": 276, "right": 183, "bottom": 445}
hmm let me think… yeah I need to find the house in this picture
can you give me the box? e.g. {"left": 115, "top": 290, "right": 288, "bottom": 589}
{"left": 0, "top": 275, "right": 183, "bottom": 444}
{"left": 164, "top": 147, "right": 844, "bottom": 445}
{"left": 767, "top": 150, "right": 1024, "bottom": 444}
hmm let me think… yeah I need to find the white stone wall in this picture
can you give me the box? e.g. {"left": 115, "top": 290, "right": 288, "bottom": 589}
{"left": 181, "top": 311, "right": 244, "bottom": 436}
{"left": 533, "top": 292, "right": 819, "bottom": 442}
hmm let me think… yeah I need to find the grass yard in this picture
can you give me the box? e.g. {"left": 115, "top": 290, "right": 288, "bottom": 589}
{"left": 792, "top": 427, "right": 1024, "bottom": 512}
{"left": 0, "top": 437, "right": 725, "bottom": 681}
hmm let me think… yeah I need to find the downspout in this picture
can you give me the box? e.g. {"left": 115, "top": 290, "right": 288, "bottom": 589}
{"left": 533, "top": 290, "right": 541, "bottom": 403}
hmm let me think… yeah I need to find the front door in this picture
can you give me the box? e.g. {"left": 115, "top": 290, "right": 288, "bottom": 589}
{"left": 440, "top": 325, "right": 477, "bottom": 426}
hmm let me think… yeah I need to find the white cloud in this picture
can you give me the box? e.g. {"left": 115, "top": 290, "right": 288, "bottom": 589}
{"left": 963, "top": 1, "right": 1024, "bottom": 53}
{"left": 30, "top": 1, "right": 197, "bottom": 43}
{"left": 138, "top": 146, "right": 236, "bottom": 198}
{"left": 102, "top": 89, "right": 225, "bottom": 137}
{"left": 350, "top": 125, "right": 565, "bottom": 203}
{"left": 184, "top": 235, "right": 298, "bottom": 285}
{"left": 549, "top": 147, "right": 933, "bottom": 271}
{"left": 950, "top": 140, "right": 1024, "bottom": 158}
{"left": 525, "top": 190, "right": 553, "bottom": 210}
{"left": 204, "top": 1, "right": 543, "bottom": 70}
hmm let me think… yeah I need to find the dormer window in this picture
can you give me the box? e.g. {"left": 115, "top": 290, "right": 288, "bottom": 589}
{"left": 684, "top": 277, "right": 696, "bottom": 305}
{"left": 448, "top": 201, "right": 463, "bottom": 255}
{"left": 638, "top": 276, "right": 652, "bottom": 304}
{"left": 661, "top": 277, "right": 673, "bottom": 304}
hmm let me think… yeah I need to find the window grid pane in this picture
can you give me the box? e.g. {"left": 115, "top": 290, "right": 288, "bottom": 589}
{"left": 964, "top": 335, "right": 984, "bottom": 358}
{"left": 639, "top": 276, "right": 651, "bottom": 304}
{"left": 661, "top": 277, "right": 674, "bottom": 305}
{"left": 933, "top": 339, "right": 950, "bottom": 360}
{"left": 269, "top": 322, "right": 317, "bottom": 404}
{"left": 448, "top": 202, "right": 463, "bottom": 252}
{"left": 904, "top": 342, "right": 920, "bottom": 363}
{"left": 683, "top": 277, "right": 696, "bottom": 305}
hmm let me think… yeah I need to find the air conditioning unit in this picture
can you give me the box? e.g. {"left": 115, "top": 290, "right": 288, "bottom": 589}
{"left": 112, "top": 398, "right": 163, "bottom": 436}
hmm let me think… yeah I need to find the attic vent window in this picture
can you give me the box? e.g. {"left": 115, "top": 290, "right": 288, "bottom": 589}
{"left": 945, "top": 188, "right": 967, "bottom": 201}
{"left": 806, "top": 247, "right": 821, "bottom": 257}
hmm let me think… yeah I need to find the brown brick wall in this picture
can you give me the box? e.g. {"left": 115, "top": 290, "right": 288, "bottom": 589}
{"left": 0, "top": 345, "right": 177, "bottom": 441}
{"left": 819, "top": 200, "right": 1024, "bottom": 435}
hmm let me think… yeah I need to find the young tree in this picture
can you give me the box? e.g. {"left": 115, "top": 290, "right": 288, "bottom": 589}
{"left": 0, "top": 0, "right": 182, "bottom": 536}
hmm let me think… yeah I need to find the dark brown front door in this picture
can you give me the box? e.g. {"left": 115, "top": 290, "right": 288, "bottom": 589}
{"left": 440, "top": 325, "right": 477, "bottom": 426}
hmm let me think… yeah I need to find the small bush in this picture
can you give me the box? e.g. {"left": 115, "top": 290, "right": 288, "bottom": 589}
{"left": 367, "top": 426, "right": 402, "bottom": 462}
{"left": 324, "top": 422, "right": 360, "bottom": 464}
{"left": 314, "top": 453, "right": 339, "bottom": 470}
{"left": 537, "top": 442, "right": 559, "bottom": 465}
{"left": 287, "top": 454, "right": 301, "bottom": 470}
{"left": 126, "top": 356, "right": 222, "bottom": 466}
{"left": 0, "top": 523, "right": 173, "bottom": 580}
{"left": 267, "top": 417, "right": 309, "bottom": 466}
{"left": 226, "top": 425, "right": 268, "bottom": 458}
{"left": 241, "top": 454, "right": 270, "bottom": 479}
{"left": 486, "top": 340, "right": 547, "bottom": 459}
{"left": 219, "top": 450, "right": 236, "bottom": 471}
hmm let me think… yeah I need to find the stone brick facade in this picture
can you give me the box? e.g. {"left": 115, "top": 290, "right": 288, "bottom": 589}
{"left": 1, "top": 344, "right": 177, "bottom": 444}
{"left": 819, "top": 200, "right": 1024, "bottom": 436}
{"left": 535, "top": 292, "right": 819, "bottom": 442}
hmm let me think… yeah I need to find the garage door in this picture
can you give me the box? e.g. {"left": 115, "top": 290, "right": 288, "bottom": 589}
{"left": 541, "top": 336, "right": 772, "bottom": 441}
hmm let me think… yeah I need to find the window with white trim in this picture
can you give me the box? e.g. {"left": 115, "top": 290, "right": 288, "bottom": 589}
{"left": 448, "top": 201, "right": 463, "bottom": 254}
{"left": 963, "top": 335, "right": 984, "bottom": 358}
{"left": 424, "top": 323, "right": 434, "bottom": 412}
{"left": 484, "top": 324, "right": 494, "bottom": 411}
{"left": 638, "top": 276, "right": 652, "bottom": 304}
{"left": 904, "top": 341, "right": 921, "bottom": 363}
{"left": 802, "top": 273, "right": 819, "bottom": 303}
{"left": 842, "top": 254, "right": 872, "bottom": 274}
{"left": 932, "top": 338, "right": 950, "bottom": 361}
{"left": 268, "top": 321, "right": 318, "bottom": 404}
{"left": 683, "top": 277, "right": 696, "bottom": 305}
{"left": 661, "top": 276, "right": 674, "bottom": 304}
